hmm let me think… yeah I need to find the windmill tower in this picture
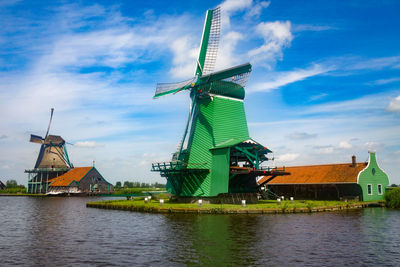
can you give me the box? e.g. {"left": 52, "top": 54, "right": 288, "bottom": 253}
{"left": 151, "top": 7, "right": 288, "bottom": 201}
{"left": 25, "top": 108, "right": 73, "bottom": 193}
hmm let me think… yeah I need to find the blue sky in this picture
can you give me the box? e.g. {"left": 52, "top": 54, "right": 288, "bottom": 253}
{"left": 0, "top": 0, "right": 399, "bottom": 185}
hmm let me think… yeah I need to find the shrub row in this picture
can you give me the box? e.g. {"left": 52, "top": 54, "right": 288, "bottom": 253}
{"left": 385, "top": 187, "right": 400, "bottom": 208}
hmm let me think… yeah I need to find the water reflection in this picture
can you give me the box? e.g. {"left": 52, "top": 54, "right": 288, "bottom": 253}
{"left": 0, "top": 197, "right": 399, "bottom": 266}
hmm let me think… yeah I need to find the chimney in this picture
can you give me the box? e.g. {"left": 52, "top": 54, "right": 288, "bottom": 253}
{"left": 351, "top": 155, "right": 356, "bottom": 167}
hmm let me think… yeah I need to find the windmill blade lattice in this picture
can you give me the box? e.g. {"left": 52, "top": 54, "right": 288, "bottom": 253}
{"left": 222, "top": 71, "right": 251, "bottom": 88}
{"left": 202, "top": 7, "right": 220, "bottom": 75}
{"left": 154, "top": 76, "right": 197, "bottom": 98}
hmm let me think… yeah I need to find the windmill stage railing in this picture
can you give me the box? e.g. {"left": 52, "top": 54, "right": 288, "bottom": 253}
{"left": 151, "top": 161, "right": 210, "bottom": 177}
{"left": 151, "top": 161, "right": 186, "bottom": 172}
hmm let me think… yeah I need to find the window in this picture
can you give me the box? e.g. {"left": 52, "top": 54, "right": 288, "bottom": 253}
{"left": 377, "top": 184, "right": 383, "bottom": 195}
{"left": 367, "top": 184, "right": 373, "bottom": 195}
{"left": 372, "top": 168, "right": 376, "bottom": 175}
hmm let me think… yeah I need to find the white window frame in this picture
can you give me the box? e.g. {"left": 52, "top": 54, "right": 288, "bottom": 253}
{"left": 377, "top": 184, "right": 383, "bottom": 195}
{"left": 367, "top": 184, "right": 373, "bottom": 195}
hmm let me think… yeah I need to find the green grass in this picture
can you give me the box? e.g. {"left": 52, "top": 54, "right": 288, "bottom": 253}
{"left": 111, "top": 187, "right": 165, "bottom": 195}
{"left": 87, "top": 198, "right": 366, "bottom": 214}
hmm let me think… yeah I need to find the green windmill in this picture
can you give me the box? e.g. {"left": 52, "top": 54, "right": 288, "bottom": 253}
{"left": 152, "top": 7, "right": 288, "bottom": 200}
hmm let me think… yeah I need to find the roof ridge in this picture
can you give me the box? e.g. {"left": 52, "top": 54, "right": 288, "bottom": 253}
{"left": 285, "top": 162, "right": 367, "bottom": 168}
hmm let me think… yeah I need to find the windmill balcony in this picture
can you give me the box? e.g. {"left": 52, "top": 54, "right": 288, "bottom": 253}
{"left": 151, "top": 161, "right": 186, "bottom": 172}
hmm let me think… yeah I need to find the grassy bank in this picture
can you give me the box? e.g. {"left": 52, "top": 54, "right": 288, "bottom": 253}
{"left": 111, "top": 188, "right": 166, "bottom": 195}
{"left": 0, "top": 188, "right": 26, "bottom": 194}
{"left": 87, "top": 198, "right": 381, "bottom": 214}
{"left": 385, "top": 187, "right": 400, "bottom": 208}
{"left": 0, "top": 193, "right": 46, "bottom": 197}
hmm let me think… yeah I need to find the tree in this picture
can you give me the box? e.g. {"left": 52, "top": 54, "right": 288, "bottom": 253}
{"left": 6, "top": 179, "right": 18, "bottom": 188}
{"left": 115, "top": 181, "right": 122, "bottom": 188}
{"left": 153, "top": 182, "right": 166, "bottom": 188}
{"left": 390, "top": 184, "right": 398, "bottom": 187}
{"left": 123, "top": 181, "right": 133, "bottom": 188}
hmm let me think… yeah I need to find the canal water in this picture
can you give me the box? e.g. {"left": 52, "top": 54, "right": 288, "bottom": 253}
{"left": 1, "top": 197, "right": 399, "bottom": 266}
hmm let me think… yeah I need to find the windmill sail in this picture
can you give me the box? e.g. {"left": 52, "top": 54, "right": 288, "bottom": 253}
{"left": 45, "top": 108, "right": 54, "bottom": 139}
{"left": 154, "top": 76, "right": 197, "bottom": 98}
{"left": 196, "top": 7, "right": 221, "bottom": 76}
{"left": 34, "top": 145, "right": 46, "bottom": 169}
{"left": 30, "top": 134, "right": 44, "bottom": 144}
{"left": 199, "top": 63, "right": 251, "bottom": 83}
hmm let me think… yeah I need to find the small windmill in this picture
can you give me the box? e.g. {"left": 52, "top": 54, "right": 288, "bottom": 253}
{"left": 30, "top": 108, "right": 72, "bottom": 169}
{"left": 152, "top": 7, "right": 288, "bottom": 199}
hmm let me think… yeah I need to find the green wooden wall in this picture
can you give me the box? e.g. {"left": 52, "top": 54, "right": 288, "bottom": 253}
{"left": 180, "top": 95, "right": 249, "bottom": 197}
{"left": 358, "top": 152, "right": 389, "bottom": 201}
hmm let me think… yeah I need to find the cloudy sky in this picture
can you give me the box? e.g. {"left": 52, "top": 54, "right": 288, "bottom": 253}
{"left": 0, "top": 0, "right": 399, "bottom": 185}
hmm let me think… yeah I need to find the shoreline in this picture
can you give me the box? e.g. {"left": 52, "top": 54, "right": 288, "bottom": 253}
{"left": 0, "top": 193, "right": 46, "bottom": 197}
{"left": 86, "top": 199, "right": 385, "bottom": 214}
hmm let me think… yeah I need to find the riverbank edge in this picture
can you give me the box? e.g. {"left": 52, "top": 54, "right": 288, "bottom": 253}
{"left": 0, "top": 193, "right": 46, "bottom": 197}
{"left": 86, "top": 201, "right": 385, "bottom": 214}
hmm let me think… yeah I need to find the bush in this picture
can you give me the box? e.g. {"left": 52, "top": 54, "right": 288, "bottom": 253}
{"left": 0, "top": 187, "right": 26, "bottom": 194}
{"left": 385, "top": 188, "right": 400, "bottom": 208}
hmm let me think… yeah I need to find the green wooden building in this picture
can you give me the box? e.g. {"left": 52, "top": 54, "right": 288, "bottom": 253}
{"left": 357, "top": 152, "right": 390, "bottom": 201}
{"left": 260, "top": 152, "right": 389, "bottom": 201}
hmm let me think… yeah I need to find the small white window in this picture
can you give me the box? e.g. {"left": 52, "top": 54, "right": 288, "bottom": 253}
{"left": 367, "top": 184, "right": 373, "bottom": 195}
{"left": 377, "top": 184, "right": 383, "bottom": 195}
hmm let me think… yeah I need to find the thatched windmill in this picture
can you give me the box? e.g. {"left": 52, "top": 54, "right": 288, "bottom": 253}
{"left": 26, "top": 108, "right": 72, "bottom": 193}
{"left": 29, "top": 108, "right": 72, "bottom": 169}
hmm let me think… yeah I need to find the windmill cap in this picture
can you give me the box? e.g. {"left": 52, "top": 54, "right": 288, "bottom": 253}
{"left": 208, "top": 80, "right": 245, "bottom": 99}
{"left": 44, "top": 135, "right": 65, "bottom": 145}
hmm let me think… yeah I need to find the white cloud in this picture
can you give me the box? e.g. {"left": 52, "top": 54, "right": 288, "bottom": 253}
{"left": 339, "top": 141, "right": 352, "bottom": 149}
{"left": 363, "top": 142, "right": 383, "bottom": 151}
{"left": 74, "top": 141, "right": 104, "bottom": 148}
{"left": 286, "top": 132, "right": 317, "bottom": 140}
{"left": 220, "top": 0, "right": 253, "bottom": 28}
{"left": 367, "top": 77, "right": 400, "bottom": 86}
{"left": 346, "top": 56, "right": 400, "bottom": 71}
{"left": 293, "top": 24, "right": 336, "bottom": 32}
{"left": 249, "top": 64, "right": 329, "bottom": 92}
{"left": 276, "top": 153, "right": 299, "bottom": 162}
{"left": 314, "top": 146, "right": 334, "bottom": 154}
{"left": 215, "top": 31, "right": 244, "bottom": 69}
{"left": 309, "top": 93, "right": 328, "bottom": 101}
{"left": 248, "top": 21, "right": 293, "bottom": 67}
{"left": 387, "top": 96, "right": 400, "bottom": 113}
{"left": 303, "top": 92, "right": 390, "bottom": 114}
{"left": 246, "top": 1, "right": 270, "bottom": 18}
{"left": 169, "top": 36, "right": 199, "bottom": 78}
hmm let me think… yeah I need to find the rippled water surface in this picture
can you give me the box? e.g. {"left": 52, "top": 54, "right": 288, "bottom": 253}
{"left": 1, "top": 196, "right": 400, "bottom": 266}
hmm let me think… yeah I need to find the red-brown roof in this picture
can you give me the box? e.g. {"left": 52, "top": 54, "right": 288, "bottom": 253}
{"left": 258, "top": 162, "right": 367, "bottom": 185}
{"left": 49, "top": 167, "right": 92, "bottom": 187}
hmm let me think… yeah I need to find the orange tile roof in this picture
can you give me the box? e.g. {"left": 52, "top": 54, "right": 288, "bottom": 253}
{"left": 259, "top": 162, "right": 367, "bottom": 185}
{"left": 49, "top": 167, "right": 92, "bottom": 187}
